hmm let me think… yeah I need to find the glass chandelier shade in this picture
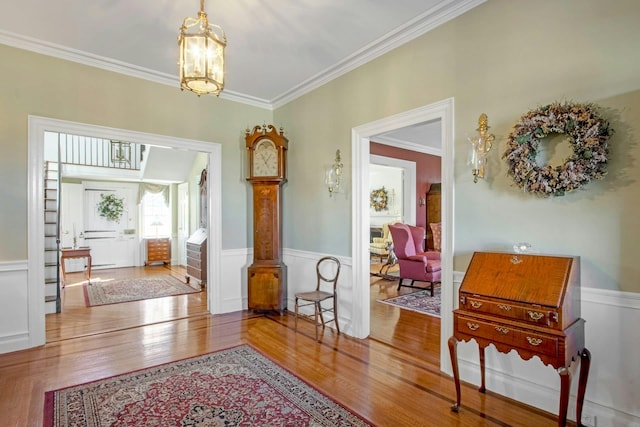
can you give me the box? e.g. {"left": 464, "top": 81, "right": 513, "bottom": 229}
{"left": 179, "top": 0, "right": 226, "bottom": 96}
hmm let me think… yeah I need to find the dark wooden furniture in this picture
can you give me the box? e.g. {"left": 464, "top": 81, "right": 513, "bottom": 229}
{"left": 60, "top": 247, "right": 92, "bottom": 286}
{"left": 246, "top": 124, "right": 288, "bottom": 313}
{"left": 448, "top": 251, "right": 590, "bottom": 427}
{"left": 145, "top": 238, "right": 170, "bottom": 265}
{"left": 425, "top": 183, "right": 441, "bottom": 250}
{"left": 185, "top": 228, "right": 207, "bottom": 288}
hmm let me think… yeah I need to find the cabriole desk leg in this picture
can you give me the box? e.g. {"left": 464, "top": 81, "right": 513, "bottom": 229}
{"left": 478, "top": 344, "right": 486, "bottom": 393}
{"left": 558, "top": 366, "right": 572, "bottom": 426}
{"left": 448, "top": 336, "right": 461, "bottom": 412}
{"left": 576, "top": 348, "right": 591, "bottom": 427}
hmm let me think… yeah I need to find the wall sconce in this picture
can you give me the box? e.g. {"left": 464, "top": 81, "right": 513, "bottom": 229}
{"left": 468, "top": 113, "right": 495, "bottom": 183}
{"left": 325, "top": 149, "right": 343, "bottom": 197}
{"left": 419, "top": 197, "right": 426, "bottom": 207}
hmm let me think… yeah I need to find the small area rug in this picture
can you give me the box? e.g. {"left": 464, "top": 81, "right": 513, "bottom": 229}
{"left": 83, "top": 275, "right": 199, "bottom": 307}
{"left": 44, "top": 345, "right": 372, "bottom": 427}
{"left": 378, "top": 286, "right": 441, "bottom": 318}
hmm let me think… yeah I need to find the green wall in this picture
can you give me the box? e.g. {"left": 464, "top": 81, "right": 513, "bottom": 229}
{"left": 1, "top": 0, "right": 639, "bottom": 293}
{"left": 275, "top": 0, "right": 640, "bottom": 292}
{"left": 0, "top": 44, "right": 271, "bottom": 259}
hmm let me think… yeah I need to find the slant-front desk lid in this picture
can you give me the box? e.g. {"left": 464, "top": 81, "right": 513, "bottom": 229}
{"left": 187, "top": 228, "right": 207, "bottom": 245}
{"left": 460, "top": 252, "right": 579, "bottom": 308}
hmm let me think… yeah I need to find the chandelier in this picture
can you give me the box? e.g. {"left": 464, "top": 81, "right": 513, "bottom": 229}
{"left": 178, "top": 0, "right": 227, "bottom": 96}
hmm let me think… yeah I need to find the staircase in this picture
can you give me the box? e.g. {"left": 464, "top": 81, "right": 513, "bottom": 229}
{"left": 44, "top": 161, "right": 61, "bottom": 314}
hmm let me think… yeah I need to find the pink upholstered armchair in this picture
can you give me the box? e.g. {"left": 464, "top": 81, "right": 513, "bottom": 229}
{"left": 388, "top": 223, "right": 441, "bottom": 296}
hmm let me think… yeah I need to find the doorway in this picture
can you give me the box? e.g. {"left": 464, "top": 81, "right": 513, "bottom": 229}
{"left": 27, "top": 116, "right": 222, "bottom": 347}
{"left": 351, "top": 98, "right": 455, "bottom": 374}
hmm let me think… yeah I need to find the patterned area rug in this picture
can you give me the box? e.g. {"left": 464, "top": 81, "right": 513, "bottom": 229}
{"left": 83, "top": 275, "right": 199, "bottom": 307}
{"left": 44, "top": 345, "right": 371, "bottom": 427}
{"left": 378, "top": 286, "right": 441, "bottom": 318}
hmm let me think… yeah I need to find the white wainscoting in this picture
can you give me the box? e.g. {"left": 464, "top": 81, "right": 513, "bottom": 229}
{"left": 0, "top": 261, "right": 31, "bottom": 353}
{"left": 452, "top": 271, "right": 640, "bottom": 427}
{"left": 227, "top": 249, "right": 354, "bottom": 334}
{"left": 218, "top": 248, "right": 251, "bottom": 313}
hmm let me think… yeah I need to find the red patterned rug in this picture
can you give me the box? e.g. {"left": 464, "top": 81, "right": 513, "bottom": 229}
{"left": 83, "top": 275, "right": 199, "bottom": 307}
{"left": 378, "top": 286, "right": 441, "bottom": 318}
{"left": 44, "top": 345, "right": 372, "bottom": 427}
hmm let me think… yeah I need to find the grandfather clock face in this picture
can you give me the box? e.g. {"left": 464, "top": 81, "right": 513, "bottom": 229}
{"left": 252, "top": 138, "right": 279, "bottom": 177}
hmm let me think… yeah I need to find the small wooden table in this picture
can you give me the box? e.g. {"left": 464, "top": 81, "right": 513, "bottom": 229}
{"left": 60, "top": 247, "right": 92, "bottom": 286}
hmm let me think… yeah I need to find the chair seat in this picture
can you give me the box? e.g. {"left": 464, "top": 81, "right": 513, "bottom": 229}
{"left": 426, "top": 260, "right": 441, "bottom": 273}
{"left": 295, "top": 290, "right": 333, "bottom": 302}
{"left": 370, "top": 240, "right": 391, "bottom": 255}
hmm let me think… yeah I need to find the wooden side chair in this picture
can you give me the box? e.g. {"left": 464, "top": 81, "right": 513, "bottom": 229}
{"left": 294, "top": 256, "right": 341, "bottom": 341}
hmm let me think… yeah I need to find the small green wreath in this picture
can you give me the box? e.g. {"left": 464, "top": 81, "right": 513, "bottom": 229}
{"left": 97, "top": 193, "right": 124, "bottom": 222}
{"left": 370, "top": 187, "right": 389, "bottom": 211}
{"left": 503, "top": 102, "right": 613, "bottom": 196}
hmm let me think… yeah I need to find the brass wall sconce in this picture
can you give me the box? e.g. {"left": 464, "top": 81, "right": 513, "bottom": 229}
{"left": 325, "top": 149, "right": 343, "bottom": 197}
{"left": 468, "top": 113, "right": 495, "bottom": 183}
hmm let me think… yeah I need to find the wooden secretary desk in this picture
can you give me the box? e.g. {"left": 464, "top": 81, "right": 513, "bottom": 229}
{"left": 448, "top": 252, "right": 591, "bottom": 427}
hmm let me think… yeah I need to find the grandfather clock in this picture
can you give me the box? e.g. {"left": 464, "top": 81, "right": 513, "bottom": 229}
{"left": 246, "top": 124, "right": 288, "bottom": 312}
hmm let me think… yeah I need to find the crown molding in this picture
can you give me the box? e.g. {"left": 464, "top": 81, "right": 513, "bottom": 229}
{"left": 0, "top": 29, "right": 273, "bottom": 110}
{"left": 0, "top": 0, "right": 484, "bottom": 111}
{"left": 270, "top": 0, "right": 486, "bottom": 108}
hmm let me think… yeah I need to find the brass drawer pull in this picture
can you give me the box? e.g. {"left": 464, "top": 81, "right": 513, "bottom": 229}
{"left": 466, "top": 322, "right": 480, "bottom": 331}
{"left": 528, "top": 311, "right": 544, "bottom": 321}
{"left": 495, "top": 327, "right": 510, "bottom": 334}
{"left": 497, "top": 304, "right": 512, "bottom": 311}
{"left": 526, "top": 337, "right": 543, "bottom": 346}
{"left": 470, "top": 301, "right": 483, "bottom": 309}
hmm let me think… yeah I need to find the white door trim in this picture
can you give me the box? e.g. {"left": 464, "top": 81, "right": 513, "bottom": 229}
{"left": 27, "top": 116, "right": 222, "bottom": 347}
{"left": 351, "top": 98, "right": 455, "bottom": 374}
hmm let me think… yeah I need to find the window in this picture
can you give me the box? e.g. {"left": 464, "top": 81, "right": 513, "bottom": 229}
{"left": 141, "top": 191, "right": 171, "bottom": 238}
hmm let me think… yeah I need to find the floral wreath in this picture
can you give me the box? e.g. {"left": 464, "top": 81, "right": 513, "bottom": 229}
{"left": 97, "top": 193, "right": 124, "bottom": 222}
{"left": 370, "top": 187, "right": 388, "bottom": 211}
{"left": 503, "top": 102, "right": 613, "bottom": 197}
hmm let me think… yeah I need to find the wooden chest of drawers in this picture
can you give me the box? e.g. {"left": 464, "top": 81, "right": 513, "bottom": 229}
{"left": 448, "top": 252, "right": 590, "bottom": 427}
{"left": 185, "top": 229, "right": 207, "bottom": 288}
{"left": 145, "top": 238, "right": 170, "bottom": 265}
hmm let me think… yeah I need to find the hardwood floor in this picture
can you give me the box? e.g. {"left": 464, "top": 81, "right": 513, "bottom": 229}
{"left": 47, "top": 264, "right": 208, "bottom": 342}
{"left": 0, "top": 265, "right": 565, "bottom": 426}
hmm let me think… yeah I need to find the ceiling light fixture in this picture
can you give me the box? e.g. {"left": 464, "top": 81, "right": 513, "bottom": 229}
{"left": 178, "top": 0, "right": 227, "bottom": 96}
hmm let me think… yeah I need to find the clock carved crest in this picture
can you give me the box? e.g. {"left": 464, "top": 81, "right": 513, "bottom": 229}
{"left": 246, "top": 124, "right": 288, "bottom": 312}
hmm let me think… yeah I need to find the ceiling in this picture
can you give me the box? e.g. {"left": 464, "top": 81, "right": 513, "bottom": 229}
{"left": 0, "top": 0, "right": 482, "bottom": 109}
{"left": 2, "top": 1, "right": 482, "bottom": 153}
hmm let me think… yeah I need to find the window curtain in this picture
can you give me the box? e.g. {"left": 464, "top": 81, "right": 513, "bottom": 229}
{"left": 138, "top": 183, "right": 169, "bottom": 206}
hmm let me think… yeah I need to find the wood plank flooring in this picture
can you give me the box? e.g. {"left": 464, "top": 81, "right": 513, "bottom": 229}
{"left": 0, "top": 265, "right": 566, "bottom": 426}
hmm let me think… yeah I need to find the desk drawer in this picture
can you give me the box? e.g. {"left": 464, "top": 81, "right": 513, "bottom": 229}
{"left": 460, "top": 293, "right": 559, "bottom": 329}
{"left": 187, "top": 257, "right": 202, "bottom": 270}
{"left": 455, "top": 314, "right": 559, "bottom": 358}
{"left": 187, "top": 249, "right": 201, "bottom": 261}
